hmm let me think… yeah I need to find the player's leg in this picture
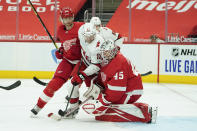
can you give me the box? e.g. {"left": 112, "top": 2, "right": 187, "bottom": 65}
{"left": 68, "top": 61, "right": 87, "bottom": 103}
{"left": 31, "top": 59, "right": 73, "bottom": 116}
{"left": 62, "top": 62, "right": 87, "bottom": 118}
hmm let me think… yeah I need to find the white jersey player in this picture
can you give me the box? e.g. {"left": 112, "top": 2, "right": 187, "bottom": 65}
{"left": 77, "top": 23, "right": 105, "bottom": 76}
{"left": 61, "top": 23, "right": 107, "bottom": 119}
{"left": 90, "top": 17, "right": 123, "bottom": 48}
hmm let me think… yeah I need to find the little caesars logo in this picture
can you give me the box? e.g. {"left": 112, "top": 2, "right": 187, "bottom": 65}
{"left": 171, "top": 48, "right": 197, "bottom": 57}
{"left": 127, "top": 0, "right": 197, "bottom": 13}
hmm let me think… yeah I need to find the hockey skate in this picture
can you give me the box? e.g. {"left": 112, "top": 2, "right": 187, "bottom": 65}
{"left": 61, "top": 101, "right": 80, "bottom": 119}
{"left": 30, "top": 105, "right": 41, "bottom": 118}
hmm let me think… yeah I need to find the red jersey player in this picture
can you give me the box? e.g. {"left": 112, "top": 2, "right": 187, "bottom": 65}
{"left": 82, "top": 40, "right": 158, "bottom": 123}
{"left": 31, "top": 7, "right": 84, "bottom": 116}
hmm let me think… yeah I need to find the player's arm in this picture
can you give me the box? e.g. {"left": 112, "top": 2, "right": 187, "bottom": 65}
{"left": 71, "top": 63, "right": 101, "bottom": 86}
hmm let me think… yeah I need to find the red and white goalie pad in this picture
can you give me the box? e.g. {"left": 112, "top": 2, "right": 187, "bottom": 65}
{"left": 82, "top": 102, "right": 152, "bottom": 123}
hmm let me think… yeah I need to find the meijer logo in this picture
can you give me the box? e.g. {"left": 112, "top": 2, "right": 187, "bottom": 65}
{"left": 127, "top": 0, "right": 197, "bottom": 13}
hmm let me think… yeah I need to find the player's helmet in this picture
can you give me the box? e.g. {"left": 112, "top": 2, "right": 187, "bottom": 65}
{"left": 83, "top": 23, "right": 96, "bottom": 37}
{"left": 90, "top": 17, "right": 101, "bottom": 26}
{"left": 100, "top": 40, "right": 118, "bottom": 63}
{"left": 60, "top": 7, "right": 74, "bottom": 19}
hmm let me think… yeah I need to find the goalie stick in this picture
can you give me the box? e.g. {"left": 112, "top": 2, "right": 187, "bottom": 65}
{"left": 0, "top": 80, "right": 21, "bottom": 90}
{"left": 33, "top": 77, "right": 48, "bottom": 86}
{"left": 33, "top": 71, "right": 153, "bottom": 86}
{"left": 141, "top": 71, "right": 152, "bottom": 76}
{"left": 48, "top": 96, "right": 93, "bottom": 121}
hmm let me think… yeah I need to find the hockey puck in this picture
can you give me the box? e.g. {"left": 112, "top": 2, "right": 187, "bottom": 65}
{"left": 58, "top": 109, "right": 65, "bottom": 116}
{"left": 48, "top": 113, "right": 53, "bottom": 117}
{"left": 47, "top": 113, "right": 61, "bottom": 121}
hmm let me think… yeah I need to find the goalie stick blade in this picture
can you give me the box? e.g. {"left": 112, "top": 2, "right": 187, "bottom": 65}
{"left": 33, "top": 77, "right": 48, "bottom": 86}
{"left": 0, "top": 80, "right": 21, "bottom": 90}
{"left": 141, "top": 71, "right": 152, "bottom": 76}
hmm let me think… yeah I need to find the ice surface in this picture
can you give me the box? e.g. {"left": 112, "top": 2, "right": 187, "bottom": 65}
{"left": 0, "top": 79, "right": 197, "bottom": 131}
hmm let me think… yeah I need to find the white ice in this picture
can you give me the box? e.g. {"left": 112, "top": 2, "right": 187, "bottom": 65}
{"left": 0, "top": 79, "right": 197, "bottom": 131}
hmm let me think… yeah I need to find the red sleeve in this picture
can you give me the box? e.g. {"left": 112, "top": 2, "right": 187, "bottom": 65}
{"left": 104, "top": 70, "right": 127, "bottom": 103}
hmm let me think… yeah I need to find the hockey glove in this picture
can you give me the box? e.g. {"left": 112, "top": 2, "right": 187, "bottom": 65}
{"left": 71, "top": 71, "right": 88, "bottom": 86}
{"left": 55, "top": 47, "right": 64, "bottom": 59}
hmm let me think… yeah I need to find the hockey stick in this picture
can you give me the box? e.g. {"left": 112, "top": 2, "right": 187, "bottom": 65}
{"left": 141, "top": 71, "right": 152, "bottom": 76}
{"left": 33, "top": 71, "right": 153, "bottom": 86}
{"left": 0, "top": 80, "right": 21, "bottom": 90}
{"left": 48, "top": 96, "right": 93, "bottom": 121}
{"left": 27, "top": 0, "right": 58, "bottom": 49}
{"left": 33, "top": 76, "right": 48, "bottom": 86}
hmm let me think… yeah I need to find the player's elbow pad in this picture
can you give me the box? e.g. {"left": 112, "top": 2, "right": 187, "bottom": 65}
{"left": 83, "top": 64, "right": 100, "bottom": 76}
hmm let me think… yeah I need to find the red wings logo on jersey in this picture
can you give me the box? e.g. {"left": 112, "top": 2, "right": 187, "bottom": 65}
{"left": 63, "top": 38, "right": 77, "bottom": 51}
{"left": 100, "top": 72, "right": 107, "bottom": 82}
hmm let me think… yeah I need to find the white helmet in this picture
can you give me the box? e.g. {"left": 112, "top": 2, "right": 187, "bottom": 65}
{"left": 82, "top": 23, "right": 96, "bottom": 37}
{"left": 100, "top": 40, "right": 118, "bottom": 63}
{"left": 90, "top": 17, "right": 101, "bottom": 26}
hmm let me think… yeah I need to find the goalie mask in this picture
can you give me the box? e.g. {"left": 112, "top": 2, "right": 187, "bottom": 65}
{"left": 100, "top": 40, "right": 118, "bottom": 65}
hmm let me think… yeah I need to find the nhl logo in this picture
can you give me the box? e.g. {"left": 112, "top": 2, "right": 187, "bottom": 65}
{"left": 171, "top": 48, "right": 179, "bottom": 57}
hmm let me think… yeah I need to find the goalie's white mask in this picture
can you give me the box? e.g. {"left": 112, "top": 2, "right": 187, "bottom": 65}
{"left": 100, "top": 40, "right": 118, "bottom": 65}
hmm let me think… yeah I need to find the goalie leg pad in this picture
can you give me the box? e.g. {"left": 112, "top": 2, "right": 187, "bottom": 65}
{"left": 95, "top": 103, "right": 152, "bottom": 123}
